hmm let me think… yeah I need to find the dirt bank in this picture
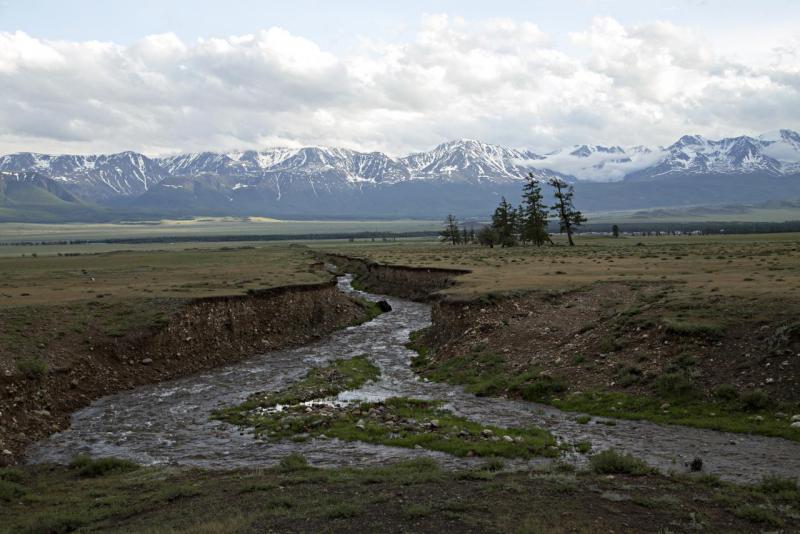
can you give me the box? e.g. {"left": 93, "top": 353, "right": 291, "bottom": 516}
{"left": 416, "top": 283, "right": 800, "bottom": 401}
{"left": 0, "top": 281, "right": 371, "bottom": 465}
{"left": 322, "top": 253, "right": 468, "bottom": 301}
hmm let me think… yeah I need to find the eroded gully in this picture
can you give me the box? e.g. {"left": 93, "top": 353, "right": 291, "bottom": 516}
{"left": 27, "top": 276, "right": 800, "bottom": 483}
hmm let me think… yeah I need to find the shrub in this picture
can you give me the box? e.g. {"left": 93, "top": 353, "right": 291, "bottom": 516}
{"left": 68, "top": 455, "right": 138, "bottom": 477}
{"left": 713, "top": 384, "right": 739, "bottom": 402}
{"left": 663, "top": 318, "right": 724, "bottom": 338}
{"left": 16, "top": 357, "right": 47, "bottom": 379}
{"left": 515, "top": 376, "right": 566, "bottom": 402}
{"left": 278, "top": 453, "right": 309, "bottom": 471}
{"left": 0, "top": 468, "right": 24, "bottom": 483}
{"left": 0, "top": 479, "right": 25, "bottom": 501}
{"left": 734, "top": 505, "right": 783, "bottom": 527}
{"left": 739, "top": 390, "right": 771, "bottom": 412}
{"left": 482, "top": 457, "right": 505, "bottom": 472}
{"left": 758, "top": 475, "right": 798, "bottom": 494}
{"left": 653, "top": 372, "right": 699, "bottom": 400}
{"left": 589, "top": 449, "right": 652, "bottom": 475}
{"left": 617, "top": 366, "right": 643, "bottom": 388}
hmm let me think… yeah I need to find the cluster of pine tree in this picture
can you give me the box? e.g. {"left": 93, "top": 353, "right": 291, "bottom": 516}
{"left": 441, "top": 174, "right": 586, "bottom": 247}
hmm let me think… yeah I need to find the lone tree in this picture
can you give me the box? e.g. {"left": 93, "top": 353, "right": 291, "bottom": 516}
{"left": 441, "top": 214, "right": 461, "bottom": 245}
{"left": 548, "top": 178, "right": 586, "bottom": 246}
{"left": 521, "top": 173, "right": 551, "bottom": 246}
{"left": 491, "top": 197, "right": 517, "bottom": 247}
{"left": 612, "top": 224, "right": 620, "bottom": 238}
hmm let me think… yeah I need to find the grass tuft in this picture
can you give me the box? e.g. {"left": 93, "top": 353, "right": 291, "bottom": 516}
{"left": 589, "top": 449, "right": 653, "bottom": 475}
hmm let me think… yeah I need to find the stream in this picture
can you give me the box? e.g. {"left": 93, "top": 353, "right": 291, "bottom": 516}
{"left": 27, "top": 276, "right": 800, "bottom": 483}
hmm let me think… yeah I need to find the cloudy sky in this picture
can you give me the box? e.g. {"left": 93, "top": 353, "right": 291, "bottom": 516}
{"left": 1, "top": 0, "right": 799, "bottom": 156}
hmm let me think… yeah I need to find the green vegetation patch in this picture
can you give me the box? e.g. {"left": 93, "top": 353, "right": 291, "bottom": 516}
{"left": 551, "top": 390, "right": 800, "bottom": 442}
{"left": 219, "top": 396, "right": 557, "bottom": 459}
{"left": 214, "top": 354, "right": 556, "bottom": 459}
{"left": 213, "top": 354, "right": 380, "bottom": 421}
{"left": 352, "top": 297, "right": 385, "bottom": 323}
{"left": 68, "top": 455, "right": 139, "bottom": 478}
{"left": 589, "top": 449, "right": 654, "bottom": 475}
{"left": 410, "top": 335, "right": 566, "bottom": 403}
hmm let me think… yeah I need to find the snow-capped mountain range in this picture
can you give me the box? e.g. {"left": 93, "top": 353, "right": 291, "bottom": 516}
{"left": 1, "top": 130, "right": 798, "bottom": 219}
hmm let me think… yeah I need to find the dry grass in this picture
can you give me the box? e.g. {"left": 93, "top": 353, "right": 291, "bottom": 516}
{"left": 0, "top": 244, "right": 323, "bottom": 307}
{"left": 313, "top": 233, "right": 800, "bottom": 299}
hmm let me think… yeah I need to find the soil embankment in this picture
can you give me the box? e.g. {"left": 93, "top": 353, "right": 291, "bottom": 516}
{"left": 1, "top": 281, "right": 369, "bottom": 464}
{"left": 323, "top": 253, "right": 469, "bottom": 300}
{"left": 324, "top": 253, "right": 800, "bottom": 440}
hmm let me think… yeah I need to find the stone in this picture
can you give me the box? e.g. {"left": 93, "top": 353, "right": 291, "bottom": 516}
{"left": 141, "top": 358, "right": 153, "bottom": 365}
{"left": 502, "top": 435, "right": 514, "bottom": 443}
{"left": 481, "top": 429, "right": 494, "bottom": 438}
{"left": 428, "top": 419, "right": 440, "bottom": 429}
{"left": 356, "top": 419, "right": 366, "bottom": 430}
{"left": 791, "top": 414, "right": 800, "bottom": 422}
{"left": 660, "top": 403, "right": 670, "bottom": 411}
{"left": 376, "top": 300, "right": 392, "bottom": 312}
{"left": 791, "top": 422, "right": 800, "bottom": 429}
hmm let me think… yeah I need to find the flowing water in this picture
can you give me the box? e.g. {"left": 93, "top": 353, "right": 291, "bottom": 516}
{"left": 28, "top": 276, "right": 800, "bottom": 483}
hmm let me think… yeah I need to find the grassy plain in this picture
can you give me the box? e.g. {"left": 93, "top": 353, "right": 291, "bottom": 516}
{"left": 2, "top": 457, "right": 798, "bottom": 532}
{"left": 313, "top": 232, "right": 800, "bottom": 298}
{"left": 0, "top": 244, "right": 325, "bottom": 375}
{"left": 0, "top": 217, "right": 440, "bottom": 244}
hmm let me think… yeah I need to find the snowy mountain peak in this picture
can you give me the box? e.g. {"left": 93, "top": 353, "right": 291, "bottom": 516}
{"left": 1, "top": 130, "right": 798, "bottom": 202}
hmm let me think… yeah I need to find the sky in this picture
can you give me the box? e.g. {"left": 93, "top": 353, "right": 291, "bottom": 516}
{"left": 1, "top": 0, "right": 799, "bottom": 156}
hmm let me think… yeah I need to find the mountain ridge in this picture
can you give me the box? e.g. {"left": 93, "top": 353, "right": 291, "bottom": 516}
{"left": 0, "top": 130, "right": 799, "bottom": 220}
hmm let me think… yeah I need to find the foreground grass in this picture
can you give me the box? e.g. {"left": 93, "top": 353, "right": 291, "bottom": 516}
{"left": 1, "top": 456, "right": 798, "bottom": 533}
{"left": 214, "top": 356, "right": 557, "bottom": 459}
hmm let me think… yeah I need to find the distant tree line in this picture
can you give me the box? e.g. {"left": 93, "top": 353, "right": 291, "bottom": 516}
{"left": 0, "top": 231, "right": 442, "bottom": 247}
{"left": 581, "top": 220, "right": 800, "bottom": 235}
{"left": 442, "top": 175, "right": 586, "bottom": 247}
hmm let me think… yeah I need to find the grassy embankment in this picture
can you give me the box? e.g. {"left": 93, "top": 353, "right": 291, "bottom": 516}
{"left": 0, "top": 244, "right": 328, "bottom": 376}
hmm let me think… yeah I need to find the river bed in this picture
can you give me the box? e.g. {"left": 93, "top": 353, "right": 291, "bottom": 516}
{"left": 27, "top": 276, "right": 800, "bottom": 483}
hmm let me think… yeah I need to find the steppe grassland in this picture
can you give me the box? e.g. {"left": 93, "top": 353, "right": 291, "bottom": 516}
{"left": 313, "top": 233, "right": 800, "bottom": 299}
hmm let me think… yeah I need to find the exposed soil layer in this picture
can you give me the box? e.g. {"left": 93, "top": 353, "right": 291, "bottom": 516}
{"left": 0, "top": 281, "right": 370, "bottom": 465}
{"left": 323, "top": 253, "right": 469, "bottom": 301}
{"left": 417, "top": 283, "right": 800, "bottom": 405}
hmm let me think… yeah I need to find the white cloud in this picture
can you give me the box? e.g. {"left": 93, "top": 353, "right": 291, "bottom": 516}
{"left": 0, "top": 15, "right": 798, "bottom": 160}
{"left": 525, "top": 147, "right": 667, "bottom": 181}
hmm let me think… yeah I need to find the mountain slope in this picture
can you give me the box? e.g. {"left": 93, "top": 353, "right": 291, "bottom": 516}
{"left": 1, "top": 130, "right": 799, "bottom": 221}
{"left": 0, "top": 171, "right": 114, "bottom": 223}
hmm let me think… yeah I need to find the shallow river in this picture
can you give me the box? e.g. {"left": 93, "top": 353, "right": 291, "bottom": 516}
{"left": 27, "top": 276, "right": 800, "bottom": 483}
